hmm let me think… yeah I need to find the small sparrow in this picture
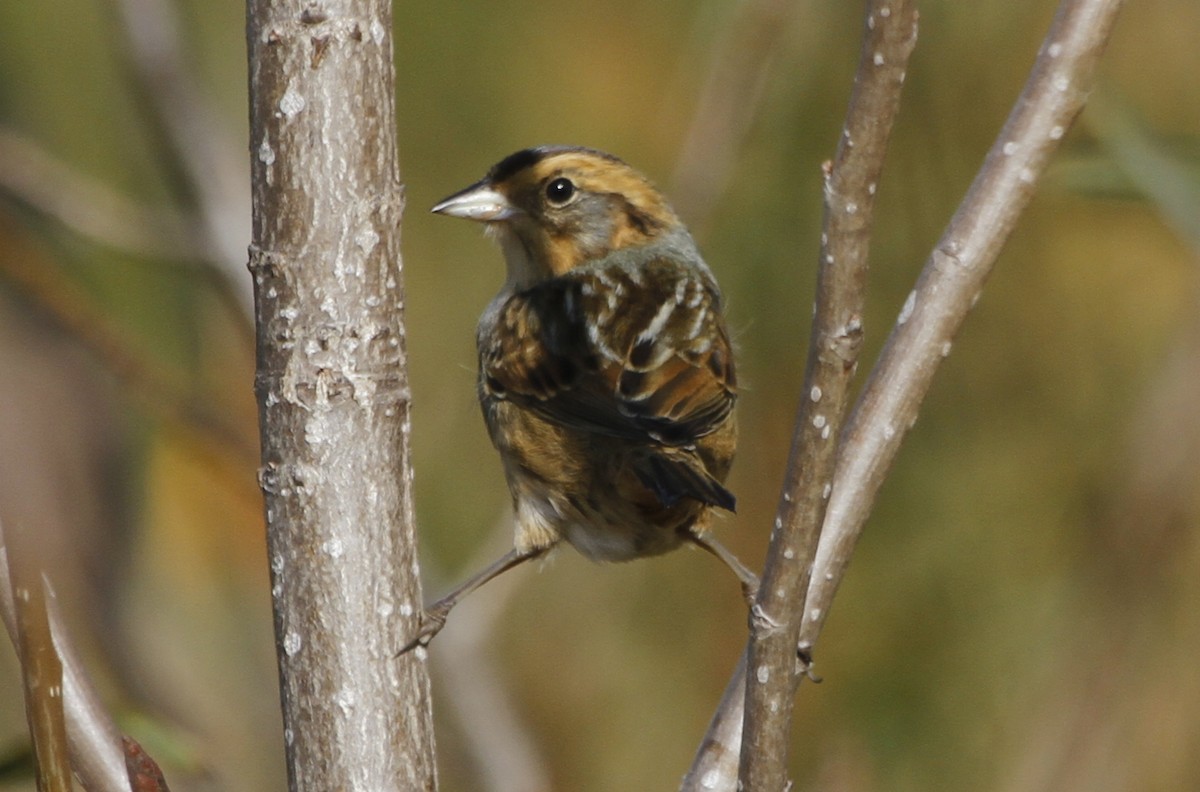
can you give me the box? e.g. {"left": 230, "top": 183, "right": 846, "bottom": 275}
{"left": 403, "top": 146, "right": 756, "bottom": 652}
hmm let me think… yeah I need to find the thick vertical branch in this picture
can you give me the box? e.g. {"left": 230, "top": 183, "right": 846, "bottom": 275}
{"left": 246, "top": 2, "right": 436, "bottom": 790}
{"left": 736, "top": 3, "right": 917, "bottom": 790}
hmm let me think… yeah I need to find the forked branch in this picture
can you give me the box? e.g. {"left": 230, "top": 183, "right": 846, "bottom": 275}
{"left": 684, "top": 1, "right": 918, "bottom": 785}
{"left": 686, "top": 0, "right": 1125, "bottom": 789}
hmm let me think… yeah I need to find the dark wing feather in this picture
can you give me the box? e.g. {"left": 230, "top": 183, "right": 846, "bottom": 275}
{"left": 479, "top": 257, "right": 736, "bottom": 448}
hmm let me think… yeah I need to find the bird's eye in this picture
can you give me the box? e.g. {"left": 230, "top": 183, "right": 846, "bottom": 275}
{"left": 544, "top": 177, "right": 576, "bottom": 206}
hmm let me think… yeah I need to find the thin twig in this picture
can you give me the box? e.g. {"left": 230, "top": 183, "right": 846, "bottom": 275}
{"left": 102, "top": 0, "right": 254, "bottom": 324}
{"left": 734, "top": 3, "right": 918, "bottom": 789}
{"left": 684, "top": 1, "right": 917, "bottom": 784}
{"left": 0, "top": 214, "right": 260, "bottom": 481}
{"left": 433, "top": 527, "right": 552, "bottom": 792}
{"left": 0, "top": 128, "right": 194, "bottom": 260}
{"left": 679, "top": 649, "right": 747, "bottom": 791}
{"left": 669, "top": 0, "right": 796, "bottom": 237}
{"left": 689, "top": 0, "right": 1126, "bottom": 788}
{"left": 10, "top": 563, "right": 73, "bottom": 791}
{"left": 0, "top": 541, "right": 133, "bottom": 792}
{"left": 799, "top": 0, "right": 1125, "bottom": 658}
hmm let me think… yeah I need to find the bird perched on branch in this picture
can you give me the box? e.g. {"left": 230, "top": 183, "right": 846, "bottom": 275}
{"left": 402, "top": 145, "right": 756, "bottom": 652}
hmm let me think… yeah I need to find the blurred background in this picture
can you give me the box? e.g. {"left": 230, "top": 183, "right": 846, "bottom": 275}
{"left": 1, "top": 0, "right": 1197, "bottom": 790}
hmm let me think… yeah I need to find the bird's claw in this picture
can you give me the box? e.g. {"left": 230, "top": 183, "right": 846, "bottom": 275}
{"left": 796, "top": 644, "right": 822, "bottom": 683}
{"left": 395, "top": 605, "right": 450, "bottom": 657}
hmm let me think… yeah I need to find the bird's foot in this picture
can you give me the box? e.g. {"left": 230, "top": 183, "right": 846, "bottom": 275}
{"left": 395, "top": 601, "right": 452, "bottom": 657}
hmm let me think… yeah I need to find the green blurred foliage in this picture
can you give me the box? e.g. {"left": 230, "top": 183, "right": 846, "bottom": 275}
{"left": 1, "top": 0, "right": 1198, "bottom": 790}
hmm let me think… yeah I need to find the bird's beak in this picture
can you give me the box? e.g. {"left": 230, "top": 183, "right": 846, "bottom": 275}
{"left": 431, "top": 180, "right": 520, "bottom": 222}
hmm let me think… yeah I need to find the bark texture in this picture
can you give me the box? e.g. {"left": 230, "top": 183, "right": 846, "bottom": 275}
{"left": 246, "top": 2, "right": 436, "bottom": 789}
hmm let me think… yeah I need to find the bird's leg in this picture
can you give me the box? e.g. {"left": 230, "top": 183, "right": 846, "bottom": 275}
{"left": 397, "top": 546, "right": 546, "bottom": 656}
{"left": 688, "top": 533, "right": 759, "bottom": 606}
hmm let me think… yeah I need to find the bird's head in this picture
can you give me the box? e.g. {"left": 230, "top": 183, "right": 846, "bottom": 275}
{"left": 432, "top": 146, "right": 685, "bottom": 289}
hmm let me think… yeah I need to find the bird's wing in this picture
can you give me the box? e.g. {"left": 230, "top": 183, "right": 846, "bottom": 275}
{"left": 480, "top": 257, "right": 736, "bottom": 447}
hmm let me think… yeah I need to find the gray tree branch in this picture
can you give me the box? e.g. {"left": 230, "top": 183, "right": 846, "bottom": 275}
{"left": 684, "top": 3, "right": 918, "bottom": 785}
{"left": 800, "top": 0, "right": 1125, "bottom": 657}
{"left": 737, "top": 3, "right": 917, "bottom": 789}
{"left": 688, "top": 0, "right": 1125, "bottom": 789}
{"left": 246, "top": 2, "right": 436, "bottom": 790}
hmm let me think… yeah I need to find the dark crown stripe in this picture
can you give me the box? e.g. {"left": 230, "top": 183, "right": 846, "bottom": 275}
{"left": 487, "top": 145, "right": 626, "bottom": 183}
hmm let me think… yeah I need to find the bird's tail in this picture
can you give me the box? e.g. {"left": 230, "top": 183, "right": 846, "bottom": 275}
{"left": 633, "top": 449, "right": 736, "bottom": 512}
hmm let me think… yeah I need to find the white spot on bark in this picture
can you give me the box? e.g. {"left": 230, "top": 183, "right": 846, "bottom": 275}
{"left": 813, "top": 414, "right": 827, "bottom": 430}
{"left": 322, "top": 538, "right": 344, "bottom": 558}
{"left": 1047, "top": 42, "right": 1063, "bottom": 58}
{"left": 822, "top": 483, "right": 832, "bottom": 499}
{"left": 873, "top": 52, "right": 884, "bottom": 66}
{"left": 1053, "top": 74, "right": 1070, "bottom": 92}
{"left": 370, "top": 17, "right": 387, "bottom": 44}
{"left": 283, "top": 631, "right": 303, "bottom": 656}
{"left": 305, "top": 414, "right": 329, "bottom": 446}
{"left": 356, "top": 224, "right": 380, "bottom": 254}
{"left": 882, "top": 423, "right": 897, "bottom": 440}
{"left": 898, "top": 290, "right": 916, "bottom": 324}
{"left": 1002, "top": 141, "right": 1018, "bottom": 156}
{"left": 1019, "top": 167, "right": 1035, "bottom": 183}
{"left": 810, "top": 385, "right": 822, "bottom": 402}
{"left": 335, "top": 688, "right": 356, "bottom": 714}
{"left": 783, "top": 547, "right": 795, "bottom": 560}
{"left": 1049, "top": 125, "right": 1065, "bottom": 140}
{"left": 809, "top": 607, "right": 822, "bottom": 621}
{"left": 279, "top": 85, "right": 306, "bottom": 118}
{"left": 756, "top": 665, "right": 770, "bottom": 684}
{"left": 941, "top": 340, "right": 953, "bottom": 357}
{"left": 258, "top": 138, "right": 276, "bottom": 165}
